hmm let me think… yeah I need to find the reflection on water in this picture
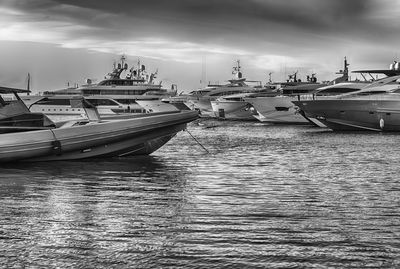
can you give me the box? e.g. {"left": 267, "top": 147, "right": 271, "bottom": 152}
{"left": 1, "top": 120, "right": 400, "bottom": 268}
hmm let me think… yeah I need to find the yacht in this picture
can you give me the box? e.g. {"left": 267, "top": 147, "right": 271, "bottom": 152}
{"left": 298, "top": 82, "right": 368, "bottom": 127}
{"left": 0, "top": 86, "right": 198, "bottom": 162}
{"left": 162, "top": 87, "right": 213, "bottom": 112}
{"left": 209, "top": 85, "right": 279, "bottom": 120}
{"left": 293, "top": 63, "right": 400, "bottom": 131}
{"left": 23, "top": 56, "right": 177, "bottom": 117}
{"left": 245, "top": 58, "right": 351, "bottom": 124}
{"left": 243, "top": 73, "right": 327, "bottom": 124}
{"left": 294, "top": 60, "right": 400, "bottom": 128}
{"left": 170, "top": 60, "right": 266, "bottom": 117}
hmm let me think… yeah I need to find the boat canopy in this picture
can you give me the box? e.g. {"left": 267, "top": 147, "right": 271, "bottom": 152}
{"left": 352, "top": 69, "right": 400, "bottom": 77}
{"left": 335, "top": 74, "right": 400, "bottom": 98}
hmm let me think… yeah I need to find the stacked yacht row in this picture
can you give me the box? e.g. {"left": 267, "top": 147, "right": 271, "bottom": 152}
{"left": 170, "top": 58, "right": 400, "bottom": 132}
{"left": 2, "top": 56, "right": 400, "bottom": 163}
{"left": 166, "top": 58, "right": 351, "bottom": 122}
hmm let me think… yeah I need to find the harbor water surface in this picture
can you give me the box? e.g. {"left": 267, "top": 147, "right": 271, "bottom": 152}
{"left": 1, "top": 120, "right": 400, "bottom": 268}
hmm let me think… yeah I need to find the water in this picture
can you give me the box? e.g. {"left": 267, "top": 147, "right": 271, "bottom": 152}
{"left": 1, "top": 120, "right": 400, "bottom": 268}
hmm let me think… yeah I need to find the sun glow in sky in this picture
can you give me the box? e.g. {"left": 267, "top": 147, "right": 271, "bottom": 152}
{"left": 0, "top": 0, "right": 399, "bottom": 92}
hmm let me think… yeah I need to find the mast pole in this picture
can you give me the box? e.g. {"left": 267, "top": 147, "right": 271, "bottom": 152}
{"left": 27, "top": 73, "right": 30, "bottom": 95}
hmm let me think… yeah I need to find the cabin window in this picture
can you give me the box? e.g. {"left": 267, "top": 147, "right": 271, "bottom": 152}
{"left": 358, "top": 91, "right": 386, "bottom": 96}
{"left": 36, "top": 98, "right": 71, "bottom": 105}
{"left": 86, "top": 99, "right": 119, "bottom": 106}
{"left": 115, "top": 99, "right": 137, "bottom": 105}
{"left": 282, "top": 89, "right": 313, "bottom": 95}
{"left": 317, "top": 87, "right": 361, "bottom": 95}
{"left": 210, "top": 91, "right": 233, "bottom": 96}
{"left": 83, "top": 90, "right": 148, "bottom": 95}
{"left": 275, "top": 107, "right": 290, "bottom": 111}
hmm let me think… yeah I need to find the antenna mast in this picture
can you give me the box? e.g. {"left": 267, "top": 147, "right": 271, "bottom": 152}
{"left": 27, "top": 73, "right": 30, "bottom": 95}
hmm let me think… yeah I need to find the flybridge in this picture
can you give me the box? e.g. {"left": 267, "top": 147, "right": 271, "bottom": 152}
{"left": 105, "top": 55, "right": 158, "bottom": 85}
{"left": 352, "top": 69, "right": 400, "bottom": 78}
{"left": 352, "top": 61, "right": 400, "bottom": 79}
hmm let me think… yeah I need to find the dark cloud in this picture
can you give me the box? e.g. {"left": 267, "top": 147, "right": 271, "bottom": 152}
{"left": 53, "top": 0, "right": 374, "bottom": 30}
{"left": 7, "top": 0, "right": 395, "bottom": 57}
{"left": 7, "top": 0, "right": 378, "bottom": 38}
{"left": 2, "top": 0, "right": 400, "bottom": 91}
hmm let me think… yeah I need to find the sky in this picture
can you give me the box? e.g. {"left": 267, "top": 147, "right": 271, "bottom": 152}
{"left": 0, "top": 0, "right": 399, "bottom": 93}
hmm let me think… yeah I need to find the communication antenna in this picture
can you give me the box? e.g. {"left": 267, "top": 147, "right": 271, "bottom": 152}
{"left": 26, "top": 73, "right": 31, "bottom": 95}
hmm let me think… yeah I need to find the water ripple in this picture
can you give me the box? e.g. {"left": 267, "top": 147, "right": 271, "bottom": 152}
{"left": 1, "top": 120, "right": 400, "bottom": 268}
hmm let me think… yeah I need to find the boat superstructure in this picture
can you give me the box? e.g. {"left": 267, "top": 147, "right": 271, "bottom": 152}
{"left": 26, "top": 56, "right": 177, "bottom": 117}
{"left": 79, "top": 56, "right": 176, "bottom": 101}
{"left": 177, "top": 60, "right": 265, "bottom": 117}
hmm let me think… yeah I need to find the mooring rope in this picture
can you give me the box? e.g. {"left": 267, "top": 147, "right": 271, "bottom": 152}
{"left": 185, "top": 129, "right": 210, "bottom": 154}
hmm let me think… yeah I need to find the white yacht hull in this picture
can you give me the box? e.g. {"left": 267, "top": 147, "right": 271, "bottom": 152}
{"left": 244, "top": 96, "right": 309, "bottom": 124}
{"left": 210, "top": 100, "right": 255, "bottom": 120}
{"left": 293, "top": 99, "right": 400, "bottom": 131}
{"left": 187, "top": 97, "right": 215, "bottom": 117}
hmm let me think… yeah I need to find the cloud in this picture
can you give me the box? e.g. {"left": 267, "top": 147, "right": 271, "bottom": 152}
{"left": 2, "top": 0, "right": 398, "bottom": 58}
{"left": 0, "top": 0, "right": 400, "bottom": 91}
{"left": 42, "top": 0, "right": 379, "bottom": 38}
